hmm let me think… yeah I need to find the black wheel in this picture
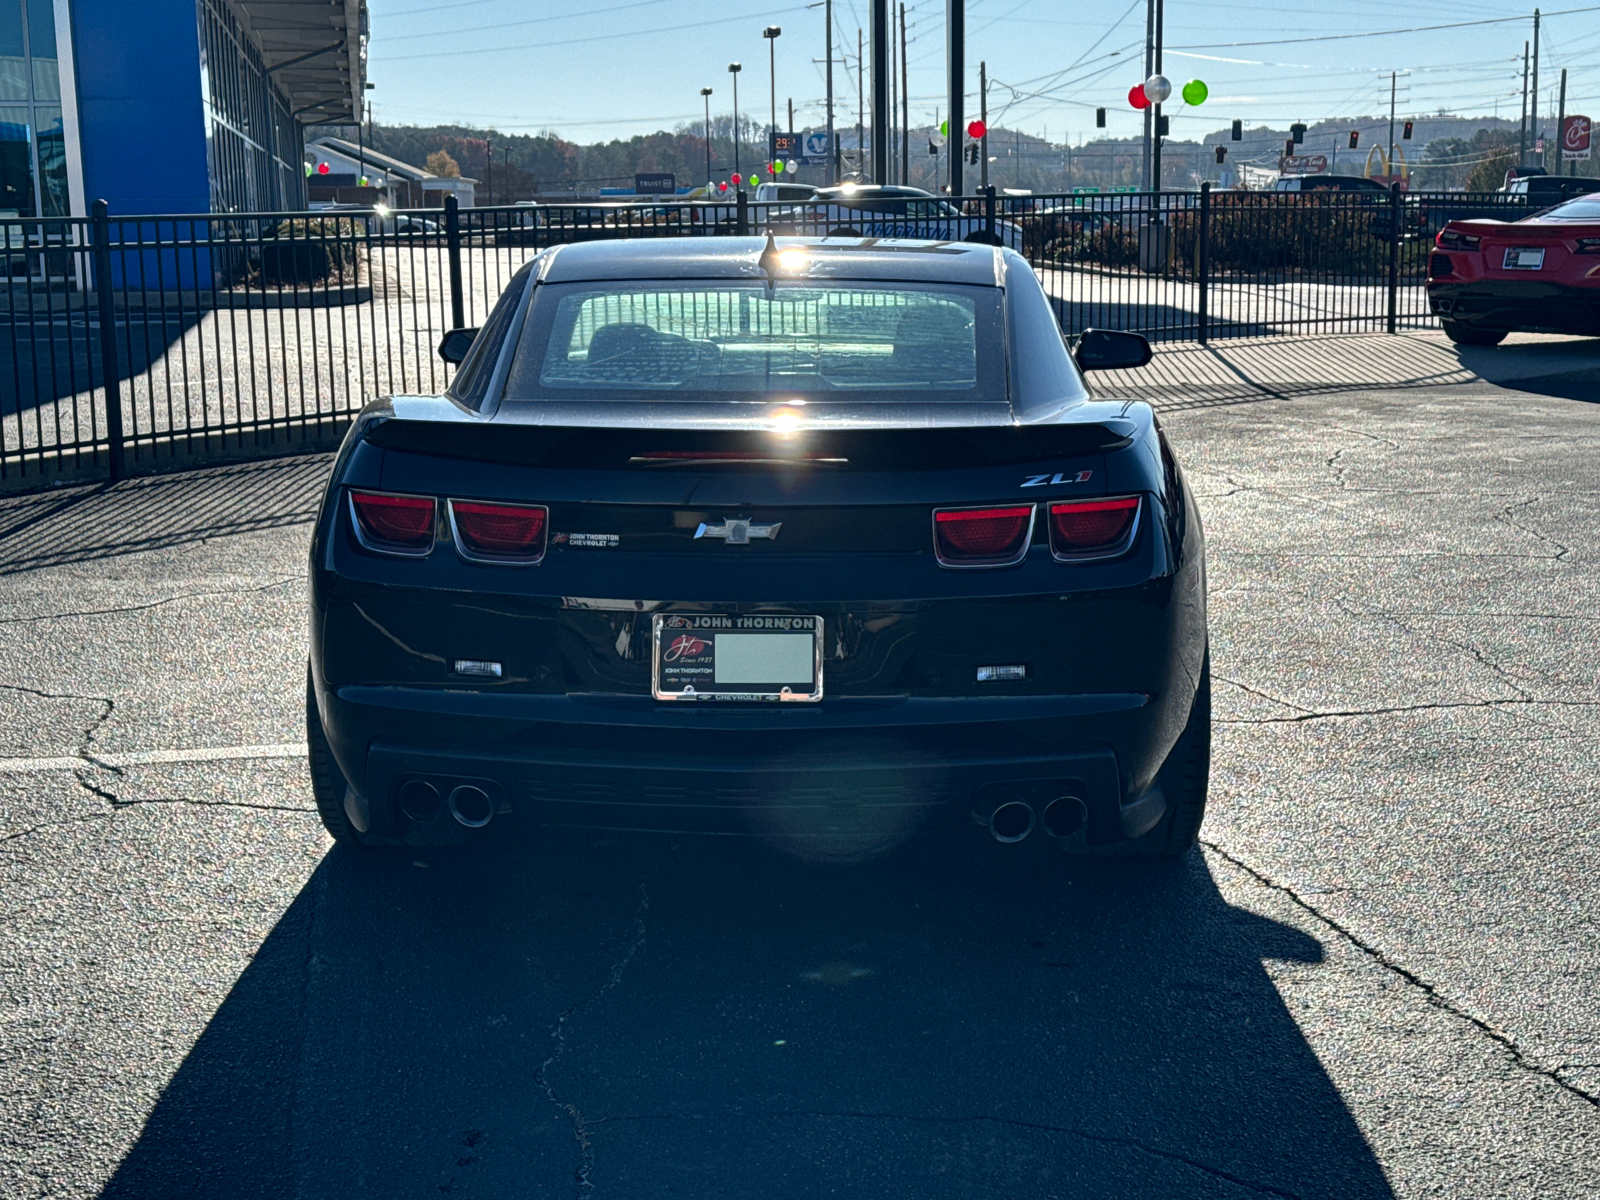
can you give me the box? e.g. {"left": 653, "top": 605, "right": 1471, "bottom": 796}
{"left": 1084, "top": 653, "right": 1210, "bottom": 858}
{"left": 1441, "top": 319, "right": 1507, "bottom": 347}
{"left": 825, "top": 226, "right": 860, "bottom": 239}
{"left": 307, "top": 668, "right": 384, "bottom": 846}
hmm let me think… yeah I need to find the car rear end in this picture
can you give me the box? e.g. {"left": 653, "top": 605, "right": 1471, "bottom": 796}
{"left": 307, "top": 241, "right": 1206, "bottom": 858}
{"left": 1428, "top": 205, "right": 1600, "bottom": 337}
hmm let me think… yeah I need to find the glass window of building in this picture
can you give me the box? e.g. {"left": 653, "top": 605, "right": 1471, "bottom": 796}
{"left": 0, "top": 0, "right": 66, "bottom": 218}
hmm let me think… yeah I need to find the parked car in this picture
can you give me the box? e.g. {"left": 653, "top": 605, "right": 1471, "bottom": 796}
{"left": 306, "top": 236, "right": 1210, "bottom": 859}
{"left": 1427, "top": 192, "right": 1600, "bottom": 344}
{"left": 754, "top": 182, "right": 819, "bottom": 203}
{"left": 770, "top": 184, "right": 1026, "bottom": 253}
{"left": 1498, "top": 175, "right": 1600, "bottom": 207}
{"left": 1274, "top": 174, "right": 1425, "bottom": 238}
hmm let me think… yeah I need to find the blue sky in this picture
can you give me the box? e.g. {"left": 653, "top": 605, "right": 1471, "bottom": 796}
{"left": 365, "top": 0, "right": 1600, "bottom": 144}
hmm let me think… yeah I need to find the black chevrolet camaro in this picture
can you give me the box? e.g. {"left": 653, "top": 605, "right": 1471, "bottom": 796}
{"left": 306, "top": 236, "right": 1209, "bottom": 861}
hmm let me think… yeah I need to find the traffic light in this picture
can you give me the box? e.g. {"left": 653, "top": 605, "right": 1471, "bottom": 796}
{"left": 1096, "top": 107, "right": 1106, "bottom": 128}
{"left": 1215, "top": 145, "right": 1227, "bottom": 164}
{"left": 1290, "top": 122, "right": 1306, "bottom": 145}
{"left": 1402, "top": 120, "right": 1414, "bottom": 140}
{"left": 966, "top": 143, "right": 980, "bottom": 165}
{"left": 1349, "top": 130, "right": 1359, "bottom": 149}
{"left": 1285, "top": 139, "right": 1296, "bottom": 157}
{"left": 1231, "top": 119, "right": 1242, "bottom": 141}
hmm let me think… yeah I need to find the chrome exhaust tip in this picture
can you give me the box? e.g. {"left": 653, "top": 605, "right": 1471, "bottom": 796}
{"left": 447, "top": 784, "right": 495, "bottom": 828}
{"left": 988, "top": 800, "right": 1035, "bottom": 843}
{"left": 1040, "top": 795, "right": 1088, "bottom": 839}
{"left": 397, "top": 779, "right": 443, "bottom": 823}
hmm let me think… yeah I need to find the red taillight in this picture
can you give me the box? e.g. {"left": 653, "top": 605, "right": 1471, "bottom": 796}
{"left": 449, "top": 500, "right": 548, "bottom": 562}
{"left": 349, "top": 491, "right": 435, "bottom": 554}
{"left": 932, "top": 505, "right": 1035, "bottom": 567}
{"left": 1048, "top": 496, "right": 1140, "bottom": 560}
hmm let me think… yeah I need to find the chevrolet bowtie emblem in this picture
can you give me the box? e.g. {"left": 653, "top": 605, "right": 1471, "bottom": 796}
{"left": 694, "top": 519, "right": 782, "bottom": 545}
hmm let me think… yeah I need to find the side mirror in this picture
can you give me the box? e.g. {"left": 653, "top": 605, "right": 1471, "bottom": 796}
{"left": 1074, "top": 328, "right": 1152, "bottom": 372}
{"left": 438, "top": 327, "right": 479, "bottom": 365}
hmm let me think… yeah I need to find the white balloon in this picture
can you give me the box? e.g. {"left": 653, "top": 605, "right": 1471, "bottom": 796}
{"left": 786, "top": 159, "right": 798, "bottom": 173}
{"left": 1143, "top": 74, "right": 1172, "bottom": 104}
{"left": 930, "top": 132, "right": 947, "bottom": 147}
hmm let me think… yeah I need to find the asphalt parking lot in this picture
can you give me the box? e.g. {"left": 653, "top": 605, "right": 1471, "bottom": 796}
{"left": 1, "top": 334, "right": 1597, "bottom": 1198}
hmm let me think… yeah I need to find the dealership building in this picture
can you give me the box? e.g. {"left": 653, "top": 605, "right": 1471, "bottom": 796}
{"left": 2, "top": 0, "right": 366, "bottom": 219}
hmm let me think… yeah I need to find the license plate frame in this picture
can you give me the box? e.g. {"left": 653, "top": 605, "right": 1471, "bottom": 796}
{"left": 1503, "top": 246, "right": 1546, "bottom": 270}
{"left": 652, "top": 614, "right": 823, "bottom": 702}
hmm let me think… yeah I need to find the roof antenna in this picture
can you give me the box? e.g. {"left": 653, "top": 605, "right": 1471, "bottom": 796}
{"left": 758, "top": 229, "right": 781, "bottom": 287}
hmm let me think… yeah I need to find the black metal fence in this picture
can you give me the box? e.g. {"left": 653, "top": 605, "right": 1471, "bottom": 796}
{"left": 0, "top": 187, "right": 1534, "bottom": 489}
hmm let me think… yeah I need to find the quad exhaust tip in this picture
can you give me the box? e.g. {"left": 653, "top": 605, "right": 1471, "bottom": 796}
{"left": 448, "top": 784, "right": 495, "bottom": 828}
{"left": 988, "top": 800, "right": 1035, "bottom": 843}
{"left": 397, "top": 779, "right": 443, "bottom": 823}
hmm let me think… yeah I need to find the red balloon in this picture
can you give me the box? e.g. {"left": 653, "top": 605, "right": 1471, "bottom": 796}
{"left": 731, "top": 173, "right": 742, "bottom": 185}
{"left": 967, "top": 119, "right": 986, "bottom": 139}
{"left": 718, "top": 181, "right": 728, "bottom": 192}
{"left": 1128, "top": 84, "right": 1150, "bottom": 110}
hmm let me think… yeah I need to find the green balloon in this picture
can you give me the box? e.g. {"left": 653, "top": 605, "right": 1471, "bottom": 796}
{"left": 1182, "top": 79, "right": 1208, "bottom": 106}
{"left": 940, "top": 119, "right": 949, "bottom": 137}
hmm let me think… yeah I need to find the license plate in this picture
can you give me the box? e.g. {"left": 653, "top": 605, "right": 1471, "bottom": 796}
{"left": 653, "top": 614, "right": 822, "bottom": 702}
{"left": 1503, "top": 247, "right": 1545, "bottom": 270}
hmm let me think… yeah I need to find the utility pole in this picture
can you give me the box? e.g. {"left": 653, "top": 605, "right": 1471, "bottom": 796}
{"left": 788, "top": 97, "right": 794, "bottom": 137}
{"left": 729, "top": 62, "right": 743, "bottom": 184}
{"left": 825, "top": 0, "right": 837, "bottom": 184}
{"left": 900, "top": 4, "right": 909, "bottom": 185}
{"left": 1519, "top": 42, "right": 1529, "bottom": 166}
{"left": 887, "top": 4, "right": 896, "bottom": 185}
{"left": 947, "top": 0, "right": 964, "bottom": 196}
{"left": 764, "top": 25, "right": 782, "bottom": 169}
{"left": 979, "top": 60, "right": 989, "bottom": 189}
{"left": 1558, "top": 67, "right": 1569, "bottom": 175}
{"left": 701, "top": 87, "right": 714, "bottom": 185}
{"left": 857, "top": 28, "right": 864, "bottom": 178}
{"left": 1387, "top": 72, "right": 1396, "bottom": 182}
{"left": 1532, "top": 9, "right": 1541, "bottom": 166}
{"left": 1142, "top": 0, "right": 1154, "bottom": 189}
{"left": 486, "top": 138, "right": 492, "bottom": 205}
{"left": 1151, "top": 0, "right": 1164, "bottom": 191}
{"left": 871, "top": 0, "right": 889, "bottom": 183}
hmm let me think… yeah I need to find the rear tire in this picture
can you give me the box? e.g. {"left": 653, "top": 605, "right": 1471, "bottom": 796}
{"left": 307, "top": 668, "right": 384, "bottom": 847}
{"left": 1441, "top": 319, "right": 1507, "bottom": 347}
{"left": 1082, "top": 654, "right": 1210, "bottom": 858}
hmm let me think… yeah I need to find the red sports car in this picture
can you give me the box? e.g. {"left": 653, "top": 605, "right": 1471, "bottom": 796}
{"left": 1427, "top": 192, "right": 1600, "bottom": 346}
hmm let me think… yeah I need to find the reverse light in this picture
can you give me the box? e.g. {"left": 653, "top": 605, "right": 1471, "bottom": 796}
{"left": 1048, "top": 496, "right": 1141, "bottom": 561}
{"left": 932, "top": 505, "right": 1035, "bottom": 568}
{"left": 349, "top": 490, "right": 436, "bottom": 555}
{"left": 1437, "top": 229, "right": 1481, "bottom": 251}
{"left": 448, "top": 499, "right": 548, "bottom": 564}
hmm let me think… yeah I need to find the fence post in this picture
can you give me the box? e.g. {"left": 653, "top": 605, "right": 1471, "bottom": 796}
{"left": 444, "top": 195, "right": 465, "bottom": 330}
{"left": 1197, "top": 182, "right": 1211, "bottom": 346}
{"left": 984, "top": 185, "right": 996, "bottom": 241}
{"left": 1386, "top": 181, "right": 1401, "bottom": 335}
{"left": 89, "top": 199, "right": 125, "bottom": 482}
{"left": 736, "top": 190, "right": 749, "bottom": 236}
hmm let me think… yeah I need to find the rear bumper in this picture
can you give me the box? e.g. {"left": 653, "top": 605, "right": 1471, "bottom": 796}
{"left": 315, "top": 682, "right": 1182, "bottom": 847}
{"left": 1427, "top": 279, "right": 1600, "bottom": 334}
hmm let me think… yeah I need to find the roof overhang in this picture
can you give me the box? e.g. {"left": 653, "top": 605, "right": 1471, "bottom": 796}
{"left": 234, "top": 0, "right": 367, "bottom": 124}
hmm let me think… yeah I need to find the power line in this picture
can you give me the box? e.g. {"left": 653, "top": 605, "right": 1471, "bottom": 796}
{"left": 1170, "top": 6, "right": 1600, "bottom": 50}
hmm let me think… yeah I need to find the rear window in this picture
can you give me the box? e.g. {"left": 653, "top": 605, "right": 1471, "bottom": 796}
{"left": 504, "top": 281, "right": 1004, "bottom": 402}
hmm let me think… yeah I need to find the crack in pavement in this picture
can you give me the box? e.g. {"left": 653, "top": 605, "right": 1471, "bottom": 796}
{"left": 1218, "top": 696, "right": 1600, "bottom": 725}
{"left": 1203, "top": 841, "right": 1600, "bottom": 1112}
{"left": 536, "top": 872, "right": 658, "bottom": 1199}
{"left": 0, "top": 576, "right": 300, "bottom": 626}
{"left": 600, "top": 1109, "right": 1302, "bottom": 1198}
{"left": 1496, "top": 495, "right": 1574, "bottom": 563}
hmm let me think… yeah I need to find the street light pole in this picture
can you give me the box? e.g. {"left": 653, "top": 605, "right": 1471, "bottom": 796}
{"left": 729, "top": 62, "right": 743, "bottom": 184}
{"left": 825, "top": 0, "right": 836, "bottom": 183}
{"left": 764, "top": 26, "right": 782, "bottom": 172}
{"left": 701, "top": 87, "right": 714, "bottom": 185}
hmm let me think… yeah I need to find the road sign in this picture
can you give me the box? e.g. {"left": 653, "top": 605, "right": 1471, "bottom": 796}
{"left": 1071, "top": 186, "right": 1101, "bottom": 194}
{"left": 769, "top": 132, "right": 801, "bottom": 159}
{"left": 1279, "top": 154, "right": 1329, "bottom": 175}
{"left": 1562, "top": 115, "right": 1592, "bottom": 161}
{"left": 801, "top": 131, "right": 831, "bottom": 164}
{"left": 1111, "top": 186, "right": 1139, "bottom": 193}
{"left": 634, "top": 172, "right": 675, "bottom": 194}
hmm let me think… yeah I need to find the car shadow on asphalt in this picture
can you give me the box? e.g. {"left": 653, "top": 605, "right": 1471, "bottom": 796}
{"left": 97, "top": 829, "right": 1395, "bottom": 1200}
